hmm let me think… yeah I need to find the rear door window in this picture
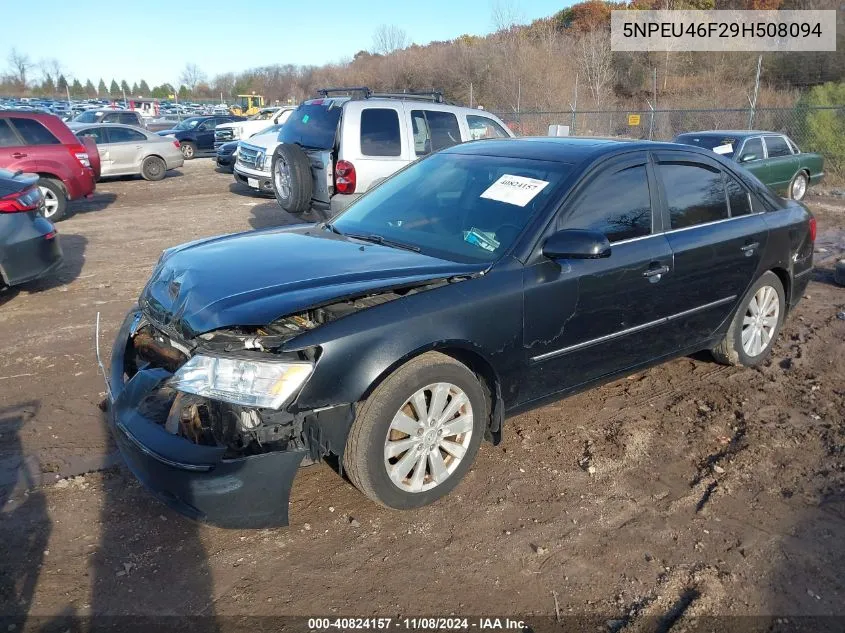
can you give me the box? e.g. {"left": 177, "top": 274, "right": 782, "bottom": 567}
{"left": 118, "top": 113, "right": 139, "bottom": 125}
{"left": 0, "top": 119, "right": 21, "bottom": 146}
{"left": 764, "top": 136, "right": 791, "bottom": 158}
{"left": 360, "top": 108, "right": 401, "bottom": 157}
{"left": 410, "top": 110, "right": 460, "bottom": 156}
{"left": 657, "top": 163, "right": 729, "bottom": 229}
{"left": 108, "top": 127, "right": 146, "bottom": 143}
{"left": 101, "top": 112, "right": 120, "bottom": 123}
{"left": 10, "top": 118, "right": 60, "bottom": 145}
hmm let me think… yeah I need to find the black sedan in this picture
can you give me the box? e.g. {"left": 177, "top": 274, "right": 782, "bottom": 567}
{"left": 215, "top": 140, "right": 239, "bottom": 173}
{"left": 104, "top": 138, "right": 815, "bottom": 528}
{"left": 1, "top": 168, "right": 63, "bottom": 288}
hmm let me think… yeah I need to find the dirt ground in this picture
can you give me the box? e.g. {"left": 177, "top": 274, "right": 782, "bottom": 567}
{"left": 1, "top": 159, "right": 843, "bottom": 629}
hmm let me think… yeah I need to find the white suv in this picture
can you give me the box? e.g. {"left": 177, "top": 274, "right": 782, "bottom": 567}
{"left": 214, "top": 106, "right": 295, "bottom": 149}
{"left": 270, "top": 89, "right": 514, "bottom": 215}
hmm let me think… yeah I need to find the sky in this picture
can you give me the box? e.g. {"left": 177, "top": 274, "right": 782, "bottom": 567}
{"left": 4, "top": 0, "right": 568, "bottom": 87}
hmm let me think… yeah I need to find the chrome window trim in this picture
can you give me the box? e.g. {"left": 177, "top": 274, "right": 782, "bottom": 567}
{"left": 664, "top": 211, "right": 765, "bottom": 235}
{"left": 530, "top": 295, "right": 737, "bottom": 364}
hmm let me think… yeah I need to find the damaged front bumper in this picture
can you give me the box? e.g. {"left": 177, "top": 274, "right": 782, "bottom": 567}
{"left": 103, "top": 309, "right": 307, "bottom": 528}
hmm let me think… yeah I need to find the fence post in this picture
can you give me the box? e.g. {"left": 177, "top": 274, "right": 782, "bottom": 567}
{"left": 570, "top": 105, "right": 576, "bottom": 136}
{"left": 647, "top": 101, "right": 655, "bottom": 140}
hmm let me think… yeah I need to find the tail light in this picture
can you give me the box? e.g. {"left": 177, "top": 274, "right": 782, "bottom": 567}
{"left": 335, "top": 160, "right": 356, "bottom": 194}
{"left": 0, "top": 185, "right": 42, "bottom": 213}
{"left": 173, "top": 140, "right": 181, "bottom": 148}
{"left": 68, "top": 143, "right": 90, "bottom": 168}
{"left": 808, "top": 216, "right": 817, "bottom": 242}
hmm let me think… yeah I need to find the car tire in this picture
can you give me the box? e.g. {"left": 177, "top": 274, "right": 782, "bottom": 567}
{"left": 271, "top": 144, "right": 312, "bottom": 214}
{"left": 343, "top": 352, "right": 488, "bottom": 510}
{"left": 834, "top": 259, "right": 845, "bottom": 287}
{"left": 180, "top": 142, "right": 196, "bottom": 160}
{"left": 38, "top": 178, "right": 68, "bottom": 222}
{"left": 711, "top": 271, "right": 785, "bottom": 367}
{"left": 141, "top": 156, "right": 166, "bottom": 181}
{"left": 788, "top": 171, "right": 808, "bottom": 201}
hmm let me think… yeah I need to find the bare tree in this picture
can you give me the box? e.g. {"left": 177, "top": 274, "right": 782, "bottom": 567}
{"left": 38, "top": 58, "right": 63, "bottom": 84}
{"left": 179, "top": 63, "right": 207, "bottom": 92}
{"left": 7, "top": 48, "right": 31, "bottom": 88}
{"left": 577, "top": 30, "right": 615, "bottom": 109}
{"left": 372, "top": 25, "right": 408, "bottom": 56}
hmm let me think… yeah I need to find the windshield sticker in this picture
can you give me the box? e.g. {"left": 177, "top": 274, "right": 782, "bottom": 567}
{"left": 302, "top": 114, "right": 310, "bottom": 123}
{"left": 480, "top": 174, "right": 549, "bottom": 207}
{"left": 712, "top": 143, "right": 733, "bottom": 155}
{"left": 464, "top": 228, "right": 500, "bottom": 252}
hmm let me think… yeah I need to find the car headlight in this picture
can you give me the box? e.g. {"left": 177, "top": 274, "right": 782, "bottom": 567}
{"left": 262, "top": 154, "right": 273, "bottom": 170}
{"left": 169, "top": 354, "right": 313, "bottom": 409}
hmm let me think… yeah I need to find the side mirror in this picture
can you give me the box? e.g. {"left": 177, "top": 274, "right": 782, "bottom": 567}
{"left": 740, "top": 153, "right": 757, "bottom": 163}
{"left": 542, "top": 229, "right": 611, "bottom": 260}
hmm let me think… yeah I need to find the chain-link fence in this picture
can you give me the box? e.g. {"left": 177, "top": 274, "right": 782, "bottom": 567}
{"left": 492, "top": 105, "right": 844, "bottom": 182}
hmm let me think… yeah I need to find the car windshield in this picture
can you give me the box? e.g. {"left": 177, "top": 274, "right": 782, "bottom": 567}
{"left": 73, "top": 111, "right": 101, "bottom": 123}
{"left": 332, "top": 152, "right": 571, "bottom": 264}
{"left": 250, "top": 110, "right": 276, "bottom": 121}
{"left": 278, "top": 102, "right": 342, "bottom": 149}
{"left": 674, "top": 134, "right": 739, "bottom": 159}
{"left": 174, "top": 117, "right": 202, "bottom": 130}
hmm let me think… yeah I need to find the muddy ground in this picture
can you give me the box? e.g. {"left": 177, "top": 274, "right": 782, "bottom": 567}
{"left": 1, "top": 159, "right": 843, "bottom": 629}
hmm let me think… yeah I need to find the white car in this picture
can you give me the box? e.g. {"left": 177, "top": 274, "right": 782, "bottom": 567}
{"left": 232, "top": 124, "right": 286, "bottom": 193}
{"left": 214, "top": 107, "right": 295, "bottom": 149}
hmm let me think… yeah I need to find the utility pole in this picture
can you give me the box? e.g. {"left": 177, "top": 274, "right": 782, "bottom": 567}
{"left": 747, "top": 55, "right": 762, "bottom": 130}
{"left": 469, "top": 82, "right": 473, "bottom": 109}
{"left": 653, "top": 67, "right": 657, "bottom": 108}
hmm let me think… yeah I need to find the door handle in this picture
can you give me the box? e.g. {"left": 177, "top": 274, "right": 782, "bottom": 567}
{"left": 11, "top": 152, "right": 27, "bottom": 158}
{"left": 740, "top": 242, "right": 759, "bottom": 256}
{"left": 643, "top": 265, "right": 670, "bottom": 278}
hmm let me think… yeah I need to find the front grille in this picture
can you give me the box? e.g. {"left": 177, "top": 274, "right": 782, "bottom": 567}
{"left": 237, "top": 144, "right": 264, "bottom": 170}
{"left": 215, "top": 128, "right": 234, "bottom": 142}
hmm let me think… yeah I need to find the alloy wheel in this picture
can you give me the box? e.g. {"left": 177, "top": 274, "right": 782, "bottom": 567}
{"left": 383, "top": 382, "right": 474, "bottom": 493}
{"left": 274, "top": 156, "right": 291, "bottom": 200}
{"left": 741, "top": 285, "right": 780, "bottom": 357}
{"left": 40, "top": 186, "right": 59, "bottom": 219}
{"left": 791, "top": 174, "right": 807, "bottom": 200}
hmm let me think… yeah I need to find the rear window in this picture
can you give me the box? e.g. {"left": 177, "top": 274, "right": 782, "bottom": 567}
{"left": 360, "top": 108, "right": 401, "bottom": 156}
{"left": 11, "top": 118, "right": 60, "bottom": 145}
{"left": 278, "top": 103, "right": 342, "bottom": 150}
{"left": 674, "top": 134, "right": 739, "bottom": 159}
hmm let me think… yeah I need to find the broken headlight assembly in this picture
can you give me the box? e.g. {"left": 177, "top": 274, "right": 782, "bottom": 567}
{"left": 169, "top": 355, "right": 313, "bottom": 409}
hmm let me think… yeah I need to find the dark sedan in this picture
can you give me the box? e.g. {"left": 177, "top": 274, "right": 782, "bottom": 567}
{"left": 104, "top": 138, "right": 815, "bottom": 528}
{"left": 158, "top": 115, "right": 245, "bottom": 160}
{"left": 215, "top": 140, "right": 239, "bottom": 172}
{"left": 1, "top": 168, "right": 63, "bottom": 287}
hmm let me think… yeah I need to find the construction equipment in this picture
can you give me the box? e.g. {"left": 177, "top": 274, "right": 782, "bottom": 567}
{"left": 230, "top": 94, "right": 265, "bottom": 117}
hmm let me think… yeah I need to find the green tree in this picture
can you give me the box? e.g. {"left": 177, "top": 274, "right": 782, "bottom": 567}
{"left": 109, "top": 79, "right": 120, "bottom": 96}
{"left": 41, "top": 74, "right": 56, "bottom": 96}
{"left": 84, "top": 79, "right": 96, "bottom": 97}
{"left": 131, "top": 82, "right": 139, "bottom": 95}
{"left": 70, "top": 79, "right": 84, "bottom": 97}
{"left": 120, "top": 79, "right": 130, "bottom": 96}
{"left": 57, "top": 74, "right": 68, "bottom": 95}
{"left": 98, "top": 78, "right": 107, "bottom": 95}
{"left": 139, "top": 79, "right": 150, "bottom": 96}
{"left": 178, "top": 84, "right": 189, "bottom": 100}
{"left": 798, "top": 82, "right": 845, "bottom": 177}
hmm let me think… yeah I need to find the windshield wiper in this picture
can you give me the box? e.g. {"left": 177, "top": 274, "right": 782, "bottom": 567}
{"left": 322, "top": 222, "right": 343, "bottom": 236}
{"left": 345, "top": 233, "right": 421, "bottom": 253}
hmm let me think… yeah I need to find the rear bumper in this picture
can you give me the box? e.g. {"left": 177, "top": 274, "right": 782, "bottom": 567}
{"left": 0, "top": 214, "right": 63, "bottom": 287}
{"left": 64, "top": 168, "right": 96, "bottom": 200}
{"left": 106, "top": 310, "right": 306, "bottom": 528}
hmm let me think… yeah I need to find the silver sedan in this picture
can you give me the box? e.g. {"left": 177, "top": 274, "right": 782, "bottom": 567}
{"left": 68, "top": 123, "right": 184, "bottom": 181}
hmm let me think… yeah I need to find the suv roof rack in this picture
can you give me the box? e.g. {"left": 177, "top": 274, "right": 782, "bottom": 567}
{"left": 316, "top": 87, "right": 446, "bottom": 104}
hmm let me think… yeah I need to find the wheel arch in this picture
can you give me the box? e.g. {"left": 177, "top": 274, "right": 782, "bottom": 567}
{"left": 358, "top": 341, "right": 505, "bottom": 444}
{"left": 36, "top": 173, "right": 67, "bottom": 195}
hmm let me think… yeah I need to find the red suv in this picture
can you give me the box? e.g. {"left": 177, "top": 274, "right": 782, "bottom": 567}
{"left": 0, "top": 111, "right": 100, "bottom": 221}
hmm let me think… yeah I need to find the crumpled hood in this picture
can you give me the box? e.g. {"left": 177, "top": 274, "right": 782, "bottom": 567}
{"left": 140, "top": 225, "right": 485, "bottom": 337}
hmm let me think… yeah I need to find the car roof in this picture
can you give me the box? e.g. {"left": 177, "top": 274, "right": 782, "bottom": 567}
{"left": 676, "top": 130, "right": 780, "bottom": 138}
{"left": 444, "top": 136, "right": 693, "bottom": 163}
{"left": 69, "top": 122, "right": 150, "bottom": 132}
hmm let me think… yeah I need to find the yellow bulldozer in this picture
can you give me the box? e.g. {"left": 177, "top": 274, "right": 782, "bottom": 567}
{"left": 230, "top": 94, "right": 265, "bottom": 117}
